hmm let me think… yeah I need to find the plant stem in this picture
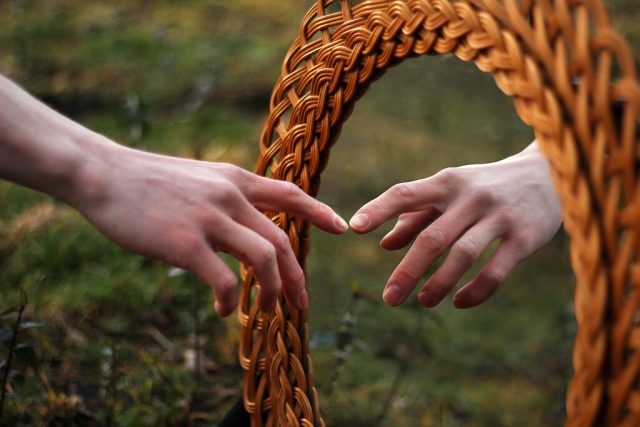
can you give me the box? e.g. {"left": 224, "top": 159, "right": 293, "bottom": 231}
{"left": 105, "top": 340, "right": 117, "bottom": 427}
{"left": 0, "top": 300, "right": 26, "bottom": 421}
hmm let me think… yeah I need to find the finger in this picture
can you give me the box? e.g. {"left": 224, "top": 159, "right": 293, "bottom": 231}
{"left": 187, "top": 248, "right": 239, "bottom": 317}
{"left": 210, "top": 220, "right": 281, "bottom": 312}
{"left": 382, "top": 203, "right": 480, "bottom": 306}
{"left": 232, "top": 198, "right": 307, "bottom": 310}
{"left": 350, "top": 174, "right": 452, "bottom": 234}
{"left": 417, "top": 220, "right": 503, "bottom": 308}
{"left": 380, "top": 209, "right": 440, "bottom": 250}
{"left": 452, "top": 237, "right": 526, "bottom": 309}
{"left": 244, "top": 175, "right": 348, "bottom": 234}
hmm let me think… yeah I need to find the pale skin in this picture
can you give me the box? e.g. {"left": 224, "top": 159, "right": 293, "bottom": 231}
{"left": 0, "top": 74, "right": 349, "bottom": 316}
{"left": 350, "top": 142, "right": 563, "bottom": 309}
{"left": 1, "top": 73, "right": 562, "bottom": 315}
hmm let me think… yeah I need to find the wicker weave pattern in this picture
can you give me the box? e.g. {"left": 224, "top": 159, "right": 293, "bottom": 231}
{"left": 237, "top": 0, "right": 640, "bottom": 425}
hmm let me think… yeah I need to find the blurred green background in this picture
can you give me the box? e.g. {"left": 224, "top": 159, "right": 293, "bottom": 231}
{"left": 0, "top": 1, "right": 638, "bottom": 426}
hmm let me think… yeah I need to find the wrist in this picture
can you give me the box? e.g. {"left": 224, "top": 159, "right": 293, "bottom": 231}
{"left": 61, "top": 130, "right": 132, "bottom": 213}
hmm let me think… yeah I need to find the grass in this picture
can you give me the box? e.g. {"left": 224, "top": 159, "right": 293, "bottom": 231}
{"left": 0, "top": 0, "right": 638, "bottom": 425}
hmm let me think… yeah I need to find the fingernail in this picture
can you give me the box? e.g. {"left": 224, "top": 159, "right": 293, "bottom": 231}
{"left": 349, "top": 213, "right": 370, "bottom": 230}
{"left": 298, "top": 290, "right": 309, "bottom": 309}
{"left": 334, "top": 214, "right": 349, "bottom": 232}
{"left": 383, "top": 284, "right": 402, "bottom": 306}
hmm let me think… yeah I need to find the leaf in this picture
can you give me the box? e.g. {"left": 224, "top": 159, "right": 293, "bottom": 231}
{"left": 19, "top": 321, "right": 47, "bottom": 330}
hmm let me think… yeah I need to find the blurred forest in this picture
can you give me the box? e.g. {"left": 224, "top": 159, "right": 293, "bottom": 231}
{"left": 0, "top": 0, "right": 639, "bottom": 426}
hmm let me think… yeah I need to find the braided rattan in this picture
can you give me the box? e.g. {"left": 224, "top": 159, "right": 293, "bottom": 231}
{"left": 237, "top": 0, "right": 640, "bottom": 425}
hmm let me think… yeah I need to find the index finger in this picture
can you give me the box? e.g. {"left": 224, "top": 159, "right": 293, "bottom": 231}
{"left": 349, "top": 172, "right": 452, "bottom": 234}
{"left": 244, "top": 174, "right": 348, "bottom": 234}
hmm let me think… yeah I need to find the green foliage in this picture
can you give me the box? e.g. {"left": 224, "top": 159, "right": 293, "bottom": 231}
{"left": 0, "top": 0, "right": 637, "bottom": 425}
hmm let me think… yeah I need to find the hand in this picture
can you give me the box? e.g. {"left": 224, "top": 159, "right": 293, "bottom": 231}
{"left": 71, "top": 144, "right": 349, "bottom": 316}
{"left": 0, "top": 75, "right": 348, "bottom": 317}
{"left": 349, "top": 142, "right": 562, "bottom": 309}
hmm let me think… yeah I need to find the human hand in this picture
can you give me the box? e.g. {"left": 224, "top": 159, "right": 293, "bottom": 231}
{"left": 0, "top": 75, "right": 348, "bottom": 317}
{"left": 69, "top": 142, "right": 348, "bottom": 316}
{"left": 349, "top": 142, "right": 562, "bottom": 309}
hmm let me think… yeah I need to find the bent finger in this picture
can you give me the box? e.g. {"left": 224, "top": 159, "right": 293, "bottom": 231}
{"left": 452, "top": 238, "right": 526, "bottom": 308}
{"left": 211, "top": 220, "right": 281, "bottom": 312}
{"left": 418, "top": 220, "right": 503, "bottom": 308}
{"left": 380, "top": 209, "right": 440, "bottom": 250}
{"left": 232, "top": 198, "right": 307, "bottom": 309}
{"left": 190, "top": 250, "right": 238, "bottom": 317}
{"left": 382, "top": 204, "right": 480, "bottom": 306}
{"left": 245, "top": 175, "right": 348, "bottom": 234}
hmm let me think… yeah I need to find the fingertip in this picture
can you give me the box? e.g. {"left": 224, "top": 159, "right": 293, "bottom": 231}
{"left": 298, "top": 290, "right": 309, "bottom": 309}
{"left": 452, "top": 292, "right": 475, "bottom": 309}
{"left": 214, "top": 299, "right": 235, "bottom": 317}
{"left": 349, "top": 213, "right": 370, "bottom": 233}
{"left": 418, "top": 289, "right": 440, "bottom": 308}
{"left": 333, "top": 214, "right": 349, "bottom": 233}
{"left": 382, "top": 284, "right": 402, "bottom": 306}
{"left": 379, "top": 231, "right": 403, "bottom": 251}
{"left": 379, "top": 231, "right": 392, "bottom": 247}
{"left": 453, "top": 275, "right": 500, "bottom": 309}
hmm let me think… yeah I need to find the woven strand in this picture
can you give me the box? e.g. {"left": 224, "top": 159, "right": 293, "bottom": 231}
{"left": 238, "top": 0, "right": 640, "bottom": 425}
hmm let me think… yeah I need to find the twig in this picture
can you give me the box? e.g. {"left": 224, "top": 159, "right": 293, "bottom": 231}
{"left": 0, "top": 298, "right": 27, "bottom": 420}
{"left": 105, "top": 340, "right": 117, "bottom": 427}
{"left": 374, "top": 311, "right": 427, "bottom": 425}
{"left": 187, "top": 273, "right": 203, "bottom": 425}
{"left": 374, "top": 355, "right": 408, "bottom": 425}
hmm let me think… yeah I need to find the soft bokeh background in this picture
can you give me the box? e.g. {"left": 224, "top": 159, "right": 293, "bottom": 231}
{"left": 0, "top": 1, "right": 638, "bottom": 426}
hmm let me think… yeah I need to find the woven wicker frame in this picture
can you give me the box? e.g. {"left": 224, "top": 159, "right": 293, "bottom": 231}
{"left": 237, "top": 0, "right": 640, "bottom": 425}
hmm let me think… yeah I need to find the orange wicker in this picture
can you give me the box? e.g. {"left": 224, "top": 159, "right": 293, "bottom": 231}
{"left": 237, "top": 0, "right": 640, "bottom": 425}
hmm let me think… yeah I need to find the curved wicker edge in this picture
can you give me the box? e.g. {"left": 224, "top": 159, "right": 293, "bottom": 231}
{"left": 238, "top": 0, "right": 640, "bottom": 425}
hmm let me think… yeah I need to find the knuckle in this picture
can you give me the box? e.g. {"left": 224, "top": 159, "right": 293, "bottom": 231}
{"left": 216, "top": 180, "right": 241, "bottom": 201}
{"left": 179, "top": 233, "right": 204, "bottom": 257}
{"left": 434, "top": 168, "right": 458, "bottom": 188}
{"left": 290, "top": 267, "right": 305, "bottom": 289}
{"left": 168, "top": 232, "right": 204, "bottom": 269}
{"left": 273, "top": 229, "right": 292, "bottom": 252}
{"left": 198, "top": 208, "right": 223, "bottom": 227}
{"left": 495, "top": 207, "right": 515, "bottom": 227}
{"left": 218, "top": 273, "right": 238, "bottom": 293}
{"left": 394, "top": 265, "right": 421, "bottom": 283}
{"left": 508, "top": 232, "right": 533, "bottom": 256}
{"left": 253, "top": 240, "right": 277, "bottom": 267}
{"left": 453, "top": 239, "right": 481, "bottom": 263}
{"left": 223, "top": 163, "right": 245, "bottom": 178}
{"left": 416, "top": 227, "right": 448, "bottom": 254}
{"left": 364, "top": 200, "right": 384, "bottom": 217}
{"left": 389, "top": 182, "right": 416, "bottom": 199}
{"left": 482, "top": 269, "right": 506, "bottom": 287}
{"left": 469, "top": 186, "right": 495, "bottom": 206}
{"left": 453, "top": 239, "right": 482, "bottom": 262}
{"left": 279, "top": 181, "right": 303, "bottom": 199}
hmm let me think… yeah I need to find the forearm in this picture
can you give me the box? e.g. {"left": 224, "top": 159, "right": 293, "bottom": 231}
{"left": 0, "top": 74, "right": 117, "bottom": 206}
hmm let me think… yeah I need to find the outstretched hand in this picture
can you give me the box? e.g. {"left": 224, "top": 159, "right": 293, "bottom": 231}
{"left": 0, "top": 74, "right": 348, "bottom": 317}
{"left": 349, "top": 142, "right": 562, "bottom": 309}
{"left": 72, "top": 146, "right": 349, "bottom": 317}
